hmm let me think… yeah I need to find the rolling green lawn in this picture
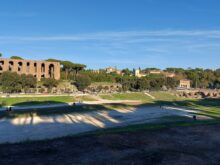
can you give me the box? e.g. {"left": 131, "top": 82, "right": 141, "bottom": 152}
{"left": 172, "top": 99, "right": 220, "bottom": 118}
{"left": 75, "top": 95, "right": 97, "bottom": 101}
{"left": 0, "top": 96, "right": 75, "bottom": 107}
{"left": 100, "top": 92, "right": 220, "bottom": 118}
{"left": 149, "top": 91, "right": 183, "bottom": 101}
{"left": 100, "top": 93, "right": 153, "bottom": 102}
{"left": 100, "top": 92, "right": 182, "bottom": 102}
{"left": 153, "top": 98, "right": 220, "bottom": 118}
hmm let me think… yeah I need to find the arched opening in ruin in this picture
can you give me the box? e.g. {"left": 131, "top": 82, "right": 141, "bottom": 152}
{"left": 41, "top": 63, "right": 45, "bottom": 73}
{"left": 34, "top": 63, "right": 37, "bottom": 72}
{"left": 9, "top": 61, "right": 14, "bottom": 71}
{"left": 49, "top": 64, "right": 55, "bottom": 78}
{"left": 18, "top": 62, "right": 23, "bottom": 72}
{"left": 0, "top": 61, "right": 4, "bottom": 71}
{"left": 26, "top": 62, "right": 30, "bottom": 73}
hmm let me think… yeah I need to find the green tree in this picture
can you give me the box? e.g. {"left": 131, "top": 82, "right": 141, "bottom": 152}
{"left": 46, "top": 59, "right": 86, "bottom": 80}
{"left": 121, "top": 68, "right": 132, "bottom": 76}
{"left": 136, "top": 78, "right": 150, "bottom": 91}
{"left": 20, "top": 74, "right": 37, "bottom": 92}
{"left": 165, "top": 77, "right": 178, "bottom": 89}
{"left": 0, "top": 71, "right": 22, "bottom": 93}
{"left": 215, "top": 69, "right": 220, "bottom": 77}
{"left": 10, "top": 56, "right": 23, "bottom": 60}
{"left": 74, "top": 74, "right": 91, "bottom": 91}
{"left": 41, "top": 78, "right": 59, "bottom": 91}
{"left": 62, "top": 61, "right": 86, "bottom": 78}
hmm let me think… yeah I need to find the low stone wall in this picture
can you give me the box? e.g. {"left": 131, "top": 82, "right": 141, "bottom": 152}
{"left": 176, "top": 89, "right": 220, "bottom": 98}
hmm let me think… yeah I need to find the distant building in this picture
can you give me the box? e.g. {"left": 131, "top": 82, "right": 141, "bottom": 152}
{"left": 105, "top": 67, "right": 122, "bottom": 75}
{"left": 134, "top": 69, "right": 146, "bottom": 77}
{"left": 179, "top": 79, "right": 191, "bottom": 89}
{"left": 0, "top": 58, "right": 60, "bottom": 81}
{"left": 163, "top": 72, "right": 176, "bottom": 78}
{"left": 106, "top": 67, "right": 116, "bottom": 74}
{"left": 149, "top": 70, "right": 162, "bottom": 74}
{"left": 134, "top": 69, "right": 176, "bottom": 78}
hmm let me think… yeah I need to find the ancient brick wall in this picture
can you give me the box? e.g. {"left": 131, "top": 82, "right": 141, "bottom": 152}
{"left": 0, "top": 58, "right": 60, "bottom": 81}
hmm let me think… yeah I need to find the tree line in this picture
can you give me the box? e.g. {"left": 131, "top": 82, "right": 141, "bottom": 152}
{"left": 0, "top": 72, "right": 59, "bottom": 93}
{"left": 0, "top": 54, "right": 219, "bottom": 92}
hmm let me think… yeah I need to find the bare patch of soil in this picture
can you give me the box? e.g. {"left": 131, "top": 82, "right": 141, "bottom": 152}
{"left": 0, "top": 124, "right": 220, "bottom": 165}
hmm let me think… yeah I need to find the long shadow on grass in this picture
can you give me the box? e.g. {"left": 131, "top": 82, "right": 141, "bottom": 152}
{"left": 146, "top": 98, "right": 220, "bottom": 119}
{"left": 0, "top": 98, "right": 219, "bottom": 144}
{"left": 0, "top": 102, "right": 140, "bottom": 143}
{"left": 0, "top": 102, "right": 132, "bottom": 120}
{"left": 12, "top": 101, "right": 68, "bottom": 107}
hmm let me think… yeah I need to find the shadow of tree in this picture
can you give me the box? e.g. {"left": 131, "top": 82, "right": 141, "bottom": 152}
{"left": 144, "top": 98, "right": 220, "bottom": 119}
{"left": 12, "top": 101, "right": 68, "bottom": 107}
{"left": 0, "top": 98, "right": 219, "bottom": 144}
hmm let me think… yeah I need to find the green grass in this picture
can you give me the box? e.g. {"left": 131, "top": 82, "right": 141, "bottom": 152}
{"left": 0, "top": 95, "right": 99, "bottom": 107}
{"left": 0, "top": 103, "right": 131, "bottom": 119}
{"left": 100, "top": 92, "right": 220, "bottom": 118}
{"left": 172, "top": 99, "right": 220, "bottom": 118}
{"left": 100, "top": 91, "right": 183, "bottom": 103}
{"left": 0, "top": 96, "right": 75, "bottom": 107}
{"left": 100, "top": 92, "right": 153, "bottom": 102}
{"left": 149, "top": 91, "right": 182, "bottom": 101}
{"left": 78, "top": 117, "right": 220, "bottom": 136}
{"left": 15, "top": 117, "right": 220, "bottom": 144}
{"left": 152, "top": 98, "right": 220, "bottom": 118}
{"left": 75, "top": 95, "right": 97, "bottom": 101}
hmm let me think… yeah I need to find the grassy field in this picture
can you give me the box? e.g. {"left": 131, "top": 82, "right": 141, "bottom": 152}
{"left": 149, "top": 91, "right": 183, "bottom": 101}
{"left": 100, "top": 92, "right": 153, "bottom": 102}
{"left": 172, "top": 99, "right": 220, "bottom": 118}
{"left": 0, "top": 92, "right": 219, "bottom": 120}
{"left": 0, "top": 95, "right": 98, "bottom": 107}
{"left": 100, "top": 92, "right": 220, "bottom": 118}
{"left": 86, "top": 118, "right": 220, "bottom": 136}
{"left": 150, "top": 98, "right": 220, "bottom": 118}
{"left": 100, "top": 91, "right": 183, "bottom": 102}
{"left": 0, "top": 96, "right": 75, "bottom": 107}
{"left": 75, "top": 95, "right": 97, "bottom": 101}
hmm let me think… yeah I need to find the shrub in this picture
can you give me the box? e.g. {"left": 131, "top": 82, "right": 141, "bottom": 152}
{"left": 74, "top": 74, "right": 91, "bottom": 91}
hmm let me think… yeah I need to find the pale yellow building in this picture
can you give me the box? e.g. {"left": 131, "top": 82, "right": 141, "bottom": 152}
{"left": 134, "top": 69, "right": 146, "bottom": 77}
{"left": 179, "top": 79, "right": 191, "bottom": 89}
{"left": 105, "top": 67, "right": 122, "bottom": 75}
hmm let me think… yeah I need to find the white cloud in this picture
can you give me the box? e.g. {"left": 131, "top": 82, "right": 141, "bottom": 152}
{"left": 1, "top": 30, "right": 220, "bottom": 42}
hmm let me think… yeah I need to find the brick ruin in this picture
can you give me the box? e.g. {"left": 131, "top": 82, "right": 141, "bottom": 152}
{"left": 0, "top": 58, "right": 60, "bottom": 81}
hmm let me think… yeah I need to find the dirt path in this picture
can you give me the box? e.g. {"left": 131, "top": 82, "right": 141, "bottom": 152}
{"left": 0, "top": 105, "right": 200, "bottom": 144}
{"left": 144, "top": 92, "right": 155, "bottom": 99}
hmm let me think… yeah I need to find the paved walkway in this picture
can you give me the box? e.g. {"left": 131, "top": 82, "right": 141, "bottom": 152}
{"left": 0, "top": 104, "right": 201, "bottom": 144}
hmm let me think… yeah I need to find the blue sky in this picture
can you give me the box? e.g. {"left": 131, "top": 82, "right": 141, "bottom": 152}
{"left": 0, "top": 0, "right": 220, "bottom": 69}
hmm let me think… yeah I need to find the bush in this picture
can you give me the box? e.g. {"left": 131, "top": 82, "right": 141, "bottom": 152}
{"left": 41, "top": 78, "right": 59, "bottom": 91}
{"left": 0, "top": 71, "right": 36, "bottom": 93}
{"left": 74, "top": 75, "right": 91, "bottom": 91}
